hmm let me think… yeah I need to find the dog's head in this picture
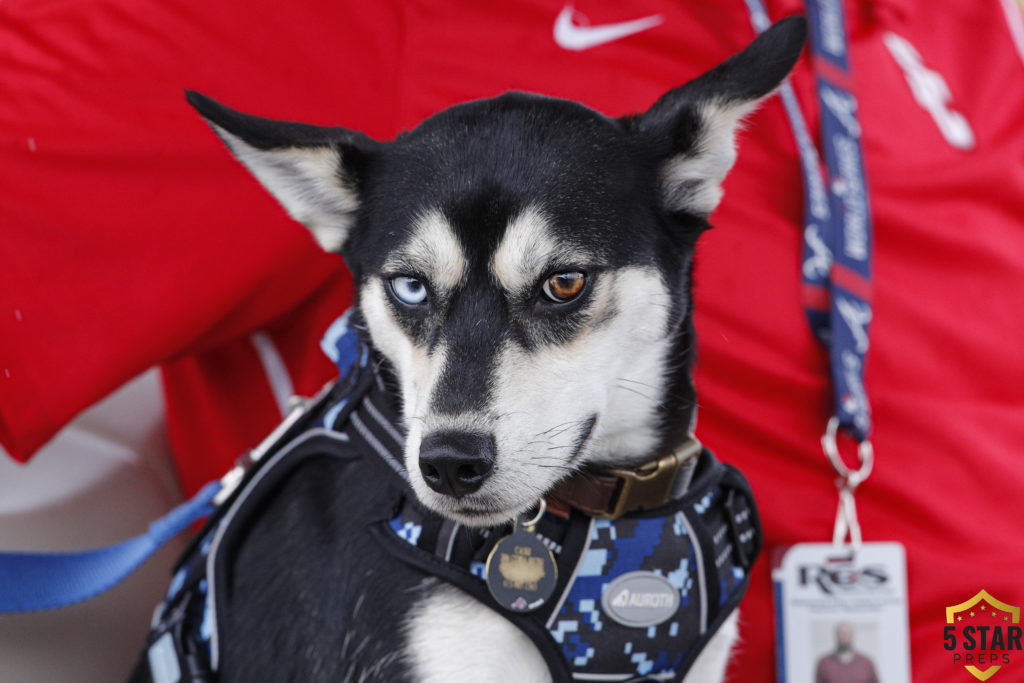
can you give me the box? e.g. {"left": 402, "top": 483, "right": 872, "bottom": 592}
{"left": 189, "top": 18, "right": 805, "bottom": 526}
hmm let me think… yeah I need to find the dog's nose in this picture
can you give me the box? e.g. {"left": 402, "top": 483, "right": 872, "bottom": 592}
{"left": 418, "top": 432, "right": 495, "bottom": 497}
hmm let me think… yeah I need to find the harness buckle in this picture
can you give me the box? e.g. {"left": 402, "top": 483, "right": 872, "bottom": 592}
{"left": 212, "top": 380, "right": 337, "bottom": 506}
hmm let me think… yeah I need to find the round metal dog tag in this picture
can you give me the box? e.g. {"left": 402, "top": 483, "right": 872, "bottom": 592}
{"left": 485, "top": 523, "right": 557, "bottom": 613}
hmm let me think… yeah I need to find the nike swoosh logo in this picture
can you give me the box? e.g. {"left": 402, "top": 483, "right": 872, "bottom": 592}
{"left": 553, "top": 5, "right": 664, "bottom": 52}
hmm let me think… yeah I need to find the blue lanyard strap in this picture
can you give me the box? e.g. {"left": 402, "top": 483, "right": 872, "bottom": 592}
{"left": 745, "top": 0, "right": 874, "bottom": 443}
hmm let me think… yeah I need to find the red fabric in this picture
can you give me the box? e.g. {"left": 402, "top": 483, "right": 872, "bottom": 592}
{"left": 0, "top": 0, "right": 400, "bottom": 457}
{"left": 3, "top": 1, "right": 1024, "bottom": 680}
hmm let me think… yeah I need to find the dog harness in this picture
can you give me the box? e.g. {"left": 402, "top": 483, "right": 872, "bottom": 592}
{"left": 143, "top": 318, "right": 762, "bottom": 683}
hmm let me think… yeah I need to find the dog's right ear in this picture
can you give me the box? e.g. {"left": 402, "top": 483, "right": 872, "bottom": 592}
{"left": 186, "top": 91, "right": 378, "bottom": 253}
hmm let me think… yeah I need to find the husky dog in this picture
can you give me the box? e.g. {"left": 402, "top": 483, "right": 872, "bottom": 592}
{"left": 141, "top": 17, "right": 805, "bottom": 683}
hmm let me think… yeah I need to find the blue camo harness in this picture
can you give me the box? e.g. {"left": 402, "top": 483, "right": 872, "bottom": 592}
{"left": 144, "top": 317, "right": 761, "bottom": 682}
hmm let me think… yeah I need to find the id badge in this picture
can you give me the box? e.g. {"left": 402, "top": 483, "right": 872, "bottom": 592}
{"left": 773, "top": 542, "right": 912, "bottom": 683}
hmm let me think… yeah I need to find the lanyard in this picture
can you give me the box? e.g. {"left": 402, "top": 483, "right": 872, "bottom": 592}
{"left": 743, "top": 0, "right": 875, "bottom": 547}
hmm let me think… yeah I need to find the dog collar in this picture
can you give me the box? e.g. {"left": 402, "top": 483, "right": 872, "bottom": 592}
{"left": 547, "top": 438, "right": 703, "bottom": 519}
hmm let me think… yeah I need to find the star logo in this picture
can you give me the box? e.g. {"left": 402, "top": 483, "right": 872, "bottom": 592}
{"left": 944, "top": 590, "right": 1021, "bottom": 681}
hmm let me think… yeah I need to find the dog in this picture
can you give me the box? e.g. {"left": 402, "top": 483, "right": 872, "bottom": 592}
{"left": 132, "top": 17, "right": 805, "bottom": 683}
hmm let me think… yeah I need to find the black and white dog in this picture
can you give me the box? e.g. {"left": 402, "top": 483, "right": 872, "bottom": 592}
{"left": 134, "top": 18, "right": 804, "bottom": 683}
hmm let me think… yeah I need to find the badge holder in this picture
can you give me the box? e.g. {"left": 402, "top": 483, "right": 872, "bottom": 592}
{"left": 486, "top": 500, "right": 558, "bottom": 613}
{"left": 772, "top": 419, "right": 911, "bottom": 683}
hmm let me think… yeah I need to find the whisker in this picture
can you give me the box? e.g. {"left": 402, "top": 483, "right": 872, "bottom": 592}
{"left": 614, "top": 383, "right": 659, "bottom": 401}
{"left": 616, "top": 377, "right": 662, "bottom": 391}
{"left": 534, "top": 420, "right": 580, "bottom": 437}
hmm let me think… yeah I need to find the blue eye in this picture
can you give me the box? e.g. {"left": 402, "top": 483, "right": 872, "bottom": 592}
{"left": 390, "top": 276, "right": 428, "bottom": 305}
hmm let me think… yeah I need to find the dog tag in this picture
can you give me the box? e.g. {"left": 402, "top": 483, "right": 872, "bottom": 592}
{"left": 485, "top": 515, "right": 557, "bottom": 613}
{"left": 773, "top": 542, "right": 912, "bottom": 683}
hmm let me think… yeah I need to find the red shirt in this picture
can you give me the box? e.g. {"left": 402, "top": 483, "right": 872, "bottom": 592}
{"left": 3, "top": 1, "right": 1023, "bottom": 680}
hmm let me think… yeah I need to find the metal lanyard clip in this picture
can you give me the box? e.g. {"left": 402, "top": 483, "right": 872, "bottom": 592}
{"left": 822, "top": 416, "right": 874, "bottom": 551}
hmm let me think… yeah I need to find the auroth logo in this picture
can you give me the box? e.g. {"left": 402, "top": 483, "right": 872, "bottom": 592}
{"left": 610, "top": 588, "right": 675, "bottom": 609}
{"left": 883, "top": 32, "right": 975, "bottom": 150}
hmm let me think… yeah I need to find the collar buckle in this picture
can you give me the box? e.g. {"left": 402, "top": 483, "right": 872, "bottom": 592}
{"left": 604, "top": 440, "right": 698, "bottom": 518}
{"left": 550, "top": 437, "right": 703, "bottom": 519}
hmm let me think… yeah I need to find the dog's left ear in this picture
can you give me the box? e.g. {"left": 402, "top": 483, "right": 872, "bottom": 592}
{"left": 631, "top": 16, "right": 806, "bottom": 217}
{"left": 185, "top": 91, "right": 378, "bottom": 253}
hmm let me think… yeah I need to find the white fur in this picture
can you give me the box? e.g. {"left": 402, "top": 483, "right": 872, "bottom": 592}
{"left": 491, "top": 206, "right": 590, "bottom": 292}
{"left": 362, "top": 212, "right": 467, "bottom": 445}
{"left": 682, "top": 611, "right": 739, "bottom": 683}
{"left": 489, "top": 265, "right": 674, "bottom": 473}
{"left": 385, "top": 210, "right": 468, "bottom": 292}
{"left": 210, "top": 123, "right": 357, "bottom": 251}
{"left": 359, "top": 278, "right": 446, "bottom": 469}
{"left": 405, "top": 583, "right": 740, "bottom": 683}
{"left": 405, "top": 582, "right": 550, "bottom": 683}
{"left": 660, "top": 99, "right": 760, "bottom": 215}
{"left": 394, "top": 263, "right": 674, "bottom": 527}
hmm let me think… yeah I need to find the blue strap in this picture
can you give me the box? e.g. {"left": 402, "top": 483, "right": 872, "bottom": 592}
{"left": 0, "top": 481, "right": 219, "bottom": 612}
{"left": 320, "top": 308, "right": 360, "bottom": 377}
{"left": 745, "top": 0, "right": 874, "bottom": 441}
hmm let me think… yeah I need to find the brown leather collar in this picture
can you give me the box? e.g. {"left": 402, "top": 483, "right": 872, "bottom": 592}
{"left": 547, "top": 437, "right": 703, "bottom": 519}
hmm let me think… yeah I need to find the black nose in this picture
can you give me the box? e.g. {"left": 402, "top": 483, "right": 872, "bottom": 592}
{"left": 418, "top": 432, "right": 496, "bottom": 497}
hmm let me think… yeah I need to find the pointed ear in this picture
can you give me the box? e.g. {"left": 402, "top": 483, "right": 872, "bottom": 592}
{"left": 632, "top": 16, "right": 806, "bottom": 217}
{"left": 185, "top": 91, "right": 378, "bottom": 252}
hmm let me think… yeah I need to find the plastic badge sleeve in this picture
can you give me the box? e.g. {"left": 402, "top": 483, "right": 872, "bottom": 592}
{"left": 772, "top": 542, "right": 912, "bottom": 683}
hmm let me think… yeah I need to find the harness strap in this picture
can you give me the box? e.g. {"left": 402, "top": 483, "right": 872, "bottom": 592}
{"left": 144, "top": 355, "right": 376, "bottom": 679}
{"left": 377, "top": 446, "right": 761, "bottom": 683}
{"left": 371, "top": 507, "right": 588, "bottom": 683}
{"left": 134, "top": 324, "right": 762, "bottom": 683}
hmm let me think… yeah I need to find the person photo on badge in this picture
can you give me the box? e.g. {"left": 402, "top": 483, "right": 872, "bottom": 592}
{"left": 815, "top": 622, "right": 879, "bottom": 683}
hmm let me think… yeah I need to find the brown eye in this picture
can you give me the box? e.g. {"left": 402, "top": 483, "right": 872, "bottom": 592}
{"left": 542, "top": 272, "right": 586, "bottom": 302}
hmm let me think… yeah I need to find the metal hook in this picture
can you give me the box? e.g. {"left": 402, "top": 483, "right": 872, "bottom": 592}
{"left": 821, "top": 416, "right": 874, "bottom": 489}
{"left": 521, "top": 499, "right": 547, "bottom": 529}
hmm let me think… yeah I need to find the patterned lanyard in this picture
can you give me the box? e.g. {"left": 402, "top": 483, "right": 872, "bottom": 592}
{"left": 743, "top": 0, "right": 874, "bottom": 547}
